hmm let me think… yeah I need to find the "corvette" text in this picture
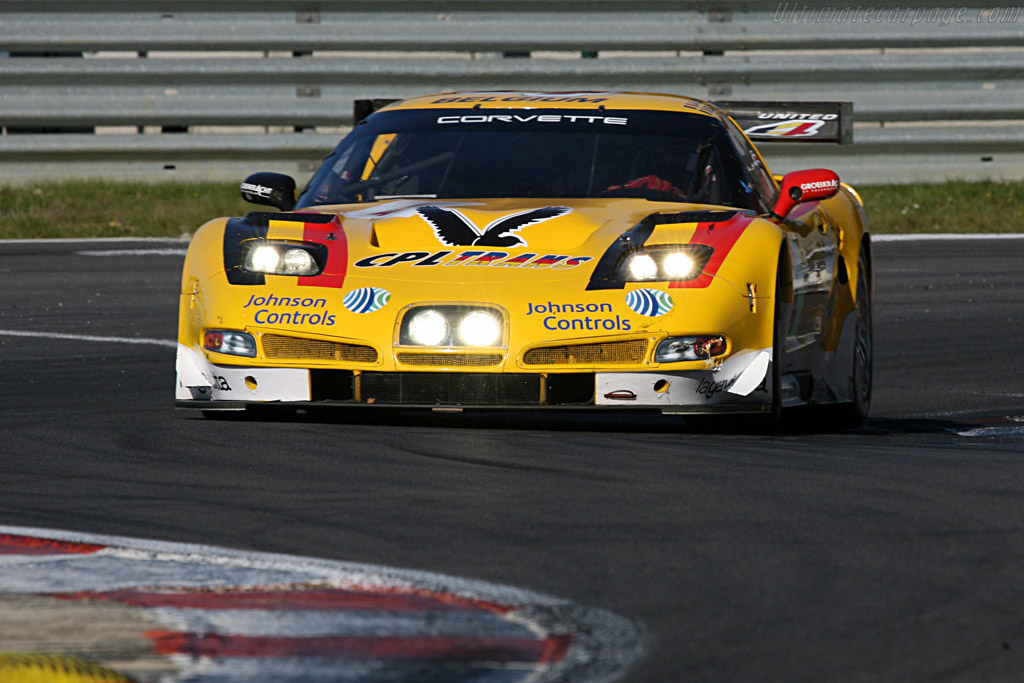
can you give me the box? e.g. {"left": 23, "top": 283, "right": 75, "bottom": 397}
{"left": 437, "top": 115, "right": 628, "bottom": 126}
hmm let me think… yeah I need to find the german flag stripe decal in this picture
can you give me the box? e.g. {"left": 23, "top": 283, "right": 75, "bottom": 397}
{"left": 299, "top": 217, "right": 348, "bottom": 289}
{"left": 670, "top": 213, "right": 755, "bottom": 289}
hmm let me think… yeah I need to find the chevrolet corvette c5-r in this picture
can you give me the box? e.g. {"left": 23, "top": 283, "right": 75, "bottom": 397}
{"left": 176, "top": 91, "right": 872, "bottom": 428}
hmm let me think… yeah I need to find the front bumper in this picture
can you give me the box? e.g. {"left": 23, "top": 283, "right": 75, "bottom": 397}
{"left": 176, "top": 344, "right": 772, "bottom": 414}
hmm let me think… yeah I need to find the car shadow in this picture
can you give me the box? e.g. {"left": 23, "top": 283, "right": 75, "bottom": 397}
{"left": 193, "top": 403, "right": 1004, "bottom": 438}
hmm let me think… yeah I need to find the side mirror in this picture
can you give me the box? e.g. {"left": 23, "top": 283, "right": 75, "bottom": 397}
{"left": 240, "top": 172, "right": 296, "bottom": 211}
{"left": 771, "top": 169, "right": 840, "bottom": 218}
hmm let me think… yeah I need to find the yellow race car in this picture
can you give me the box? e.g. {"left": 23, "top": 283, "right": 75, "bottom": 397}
{"left": 176, "top": 91, "right": 872, "bottom": 428}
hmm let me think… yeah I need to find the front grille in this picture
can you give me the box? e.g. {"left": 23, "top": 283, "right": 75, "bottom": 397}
{"left": 263, "top": 334, "right": 378, "bottom": 363}
{"left": 396, "top": 353, "right": 503, "bottom": 367}
{"left": 359, "top": 372, "right": 542, "bottom": 405}
{"left": 523, "top": 339, "right": 649, "bottom": 366}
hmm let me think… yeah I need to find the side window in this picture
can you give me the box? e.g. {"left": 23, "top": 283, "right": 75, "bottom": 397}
{"left": 721, "top": 116, "right": 778, "bottom": 213}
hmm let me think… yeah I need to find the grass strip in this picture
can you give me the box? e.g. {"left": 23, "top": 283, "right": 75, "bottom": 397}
{"left": 0, "top": 181, "right": 251, "bottom": 240}
{"left": 1, "top": 179, "right": 1021, "bottom": 239}
{"left": 858, "top": 180, "right": 1024, "bottom": 235}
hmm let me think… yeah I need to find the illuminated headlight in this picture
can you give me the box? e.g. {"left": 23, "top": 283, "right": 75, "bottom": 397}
{"left": 458, "top": 310, "right": 502, "bottom": 347}
{"left": 619, "top": 245, "right": 713, "bottom": 282}
{"left": 400, "top": 305, "right": 506, "bottom": 347}
{"left": 247, "top": 245, "right": 281, "bottom": 272}
{"left": 243, "top": 241, "right": 322, "bottom": 276}
{"left": 280, "top": 247, "right": 316, "bottom": 273}
{"left": 203, "top": 329, "right": 257, "bottom": 357}
{"left": 627, "top": 254, "right": 658, "bottom": 280}
{"left": 655, "top": 335, "right": 726, "bottom": 362}
{"left": 662, "top": 252, "right": 695, "bottom": 279}
{"left": 407, "top": 309, "right": 449, "bottom": 346}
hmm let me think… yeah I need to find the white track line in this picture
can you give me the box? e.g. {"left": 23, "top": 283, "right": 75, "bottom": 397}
{"left": 873, "top": 233, "right": 1024, "bottom": 242}
{"left": 0, "top": 237, "right": 188, "bottom": 245}
{"left": 0, "top": 329, "right": 175, "bottom": 348}
{"left": 76, "top": 249, "right": 188, "bottom": 256}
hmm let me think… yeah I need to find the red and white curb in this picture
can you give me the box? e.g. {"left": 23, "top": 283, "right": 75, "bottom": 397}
{"left": 0, "top": 525, "right": 642, "bottom": 682}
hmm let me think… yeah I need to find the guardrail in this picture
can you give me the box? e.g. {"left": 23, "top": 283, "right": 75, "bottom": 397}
{"left": 2, "top": 0, "right": 1023, "bottom": 185}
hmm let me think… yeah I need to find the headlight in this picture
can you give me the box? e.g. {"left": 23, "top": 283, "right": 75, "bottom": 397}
{"left": 662, "top": 252, "right": 695, "bottom": 278}
{"left": 407, "top": 309, "right": 449, "bottom": 346}
{"left": 280, "top": 247, "right": 316, "bottom": 273}
{"left": 399, "top": 305, "right": 506, "bottom": 347}
{"left": 458, "top": 310, "right": 502, "bottom": 347}
{"left": 243, "top": 241, "right": 323, "bottom": 276}
{"left": 204, "top": 329, "right": 257, "bottom": 357}
{"left": 619, "top": 245, "right": 713, "bottom": 282}
{"left": 627, "top": 254, "right": 658, "bottom": 280}
{"left": 655, "top": 335, "right": 726, "bottom": 362}
{"left": 247, "top": 244, "right": 281, "bottom": 272}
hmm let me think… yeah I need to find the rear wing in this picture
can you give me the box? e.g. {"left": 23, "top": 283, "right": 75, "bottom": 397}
{"left": 714, "top": 101, "right": 853, "bottom": 144}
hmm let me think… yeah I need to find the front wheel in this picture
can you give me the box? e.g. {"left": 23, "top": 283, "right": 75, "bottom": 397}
{"left": 758, "top": 252, "right": 788, "bottom": 433}
{"left": 833, "top": 244, "right": 873, "bottom": 428}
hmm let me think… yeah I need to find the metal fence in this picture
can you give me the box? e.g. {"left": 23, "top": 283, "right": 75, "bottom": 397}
{"left": 2, "top": 0, "right": 1023, "bottom": 185}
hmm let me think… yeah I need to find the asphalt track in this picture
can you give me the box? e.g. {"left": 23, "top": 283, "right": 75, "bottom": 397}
{"left": 1, "top": 236, "right": 1023, "bottom": 681}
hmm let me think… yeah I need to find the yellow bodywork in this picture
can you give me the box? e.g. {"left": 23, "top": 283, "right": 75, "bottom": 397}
{"left": 182, "top": 198, "right": 779, "bottom": 371}
{"left": 176, "top": 91, "right": 869, "bottom": 412}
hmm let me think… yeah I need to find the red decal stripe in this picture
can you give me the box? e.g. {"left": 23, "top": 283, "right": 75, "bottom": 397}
{"left": 0, "top": 533, "right": 105, "bottom": 556}
{"left": 786, "top": 122, "right": 818, "bottom": 136}
{"left": 670, "top": 214, "right": 754, "bottom": 289}
{"left": 299, "top": 218, "right": 347, "bottom": 289}
{"left": 147, "top": 631, "right": 572, "bottom": 663}
{"left": 57, "top": 587, "right": 496, "bottom": 613}
{"left": 53, "top": 585, "right": 516, "bottom": 615}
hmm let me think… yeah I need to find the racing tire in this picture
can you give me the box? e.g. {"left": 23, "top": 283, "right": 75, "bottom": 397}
{"left": 831, "top": 244, "right": 873, "bottom": 428}
{"left": 757, "top": 252, "right": 787, "bottom": 433}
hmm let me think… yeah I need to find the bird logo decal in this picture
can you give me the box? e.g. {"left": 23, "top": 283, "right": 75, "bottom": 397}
{"left": 416, "top": 206, "right": 571, "bottom": 248}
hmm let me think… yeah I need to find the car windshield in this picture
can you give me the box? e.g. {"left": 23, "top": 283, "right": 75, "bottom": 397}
{"left": 296, "top": 108, "right": 759, "bottom": 209}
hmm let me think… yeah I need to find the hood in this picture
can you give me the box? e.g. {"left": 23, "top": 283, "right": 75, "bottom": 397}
{"left": 319, "top": 197, "right": 742, "bottom": 285}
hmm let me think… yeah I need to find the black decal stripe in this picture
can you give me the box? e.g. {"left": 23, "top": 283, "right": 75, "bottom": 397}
{"left": 585, "top": 210, "right": 738, "bottom": 291}
{"left": 224, "top": 215, "right": 270, "bottom": 285}
{"left": 647, "top": 210, "right": 738, "bottom": 225}
{"left": 244, "top": 211, "right": 336, "bottom": 224}
{"left": 224, "top": 212, "right": 336, "bottom": 285}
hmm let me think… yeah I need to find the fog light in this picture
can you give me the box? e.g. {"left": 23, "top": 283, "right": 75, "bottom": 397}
{"left": 408, "top": 309, "right": 448, "bottom": 346}
{"left": 458, "top": 310, "right": 501, "bottom": 347}
{"left": 203, "top": 329, "right": 257, "bottom": 357}
{"left": 655, "top": 335, "right": 726, "bottom": 362}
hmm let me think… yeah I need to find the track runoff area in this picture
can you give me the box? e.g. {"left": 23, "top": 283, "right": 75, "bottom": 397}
{"left": 0, "top": 525, "right": 641, "bottom": 683}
